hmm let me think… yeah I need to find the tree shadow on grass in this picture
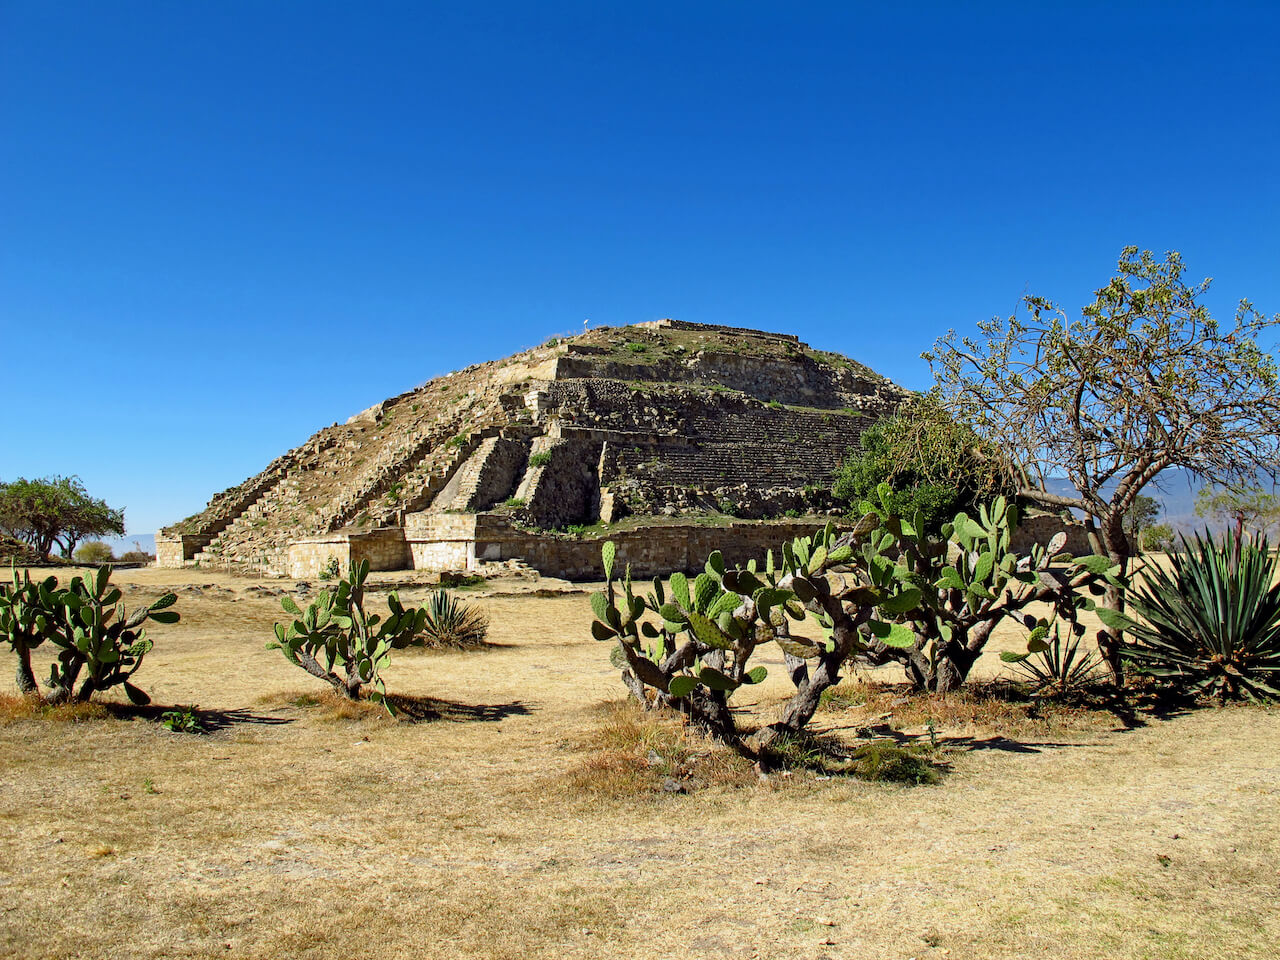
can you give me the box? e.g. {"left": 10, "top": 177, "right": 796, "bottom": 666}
{"left": 386, "top": 694, "right": 533, "bottom": 724}
{"left": 98, "top": 702, "right": 295, "bottom": 732}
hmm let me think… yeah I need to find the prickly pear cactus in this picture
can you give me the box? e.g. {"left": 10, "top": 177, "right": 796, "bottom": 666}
{"left": 857, "top": 483, "right": 1124, "bottom": 692}
{"left": 0, "top": 567, "right": 60, "bottom": 694}
{"left": 31, "top": 565, "right": 180, "bottom": 704}
{"left": 269, "top": 559, "right": 428, "bottom": 713}
{"left": 591, "top": 521, "right": 926, "bottom": 749}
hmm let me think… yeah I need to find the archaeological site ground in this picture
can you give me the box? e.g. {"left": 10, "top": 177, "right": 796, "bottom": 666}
{"left": 3, "top": 323, "right": 1276, "bottom": 960}
{"left": 1, "top": 561, "right": 1277, "bottom": 960}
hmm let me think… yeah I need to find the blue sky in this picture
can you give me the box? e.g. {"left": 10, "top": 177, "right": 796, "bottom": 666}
{"left": 3, "top": 1, "right": 1278, "bottom": 538}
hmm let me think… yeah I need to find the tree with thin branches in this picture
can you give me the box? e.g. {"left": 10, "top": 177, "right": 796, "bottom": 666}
{"left": 924, "top": 247, "right": 1280, "bottom": 680}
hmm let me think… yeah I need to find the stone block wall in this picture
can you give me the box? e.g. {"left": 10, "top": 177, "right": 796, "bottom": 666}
{"left": 1009, "top": 514, "right": 1093, "bottom": 556}
{"left": 155, "top": 534, "right": 212, "bottom": 567}
{"left": 286, "top": 528, "right": 412, "bottom": 579}
{"left": 464, "top": 516, "right": 840, "bottom": 580}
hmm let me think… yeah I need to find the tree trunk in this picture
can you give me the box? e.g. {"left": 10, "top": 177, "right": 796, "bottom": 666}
{"left": 293, "top": 648, "right": 355, "bottom": 699}
{"left": 45, "top": 661, "right": 81, "bottom": 704}
{"left": 930, "top": 648, "right": 975, "bottom": 693}
{"left": 747, "top": 648, "right": 846, "bottom": 753}
{"left": 14, "top": 645, "right": 38, "bottom": 696}
{"left": 620, "top": 667, "right": 649, "bottom": 706}
{"left": 1097, "top": 515, "right": 1132, "bottom": 685}
{"left": 681, "top": 690, "right": 739, "bottom": 745}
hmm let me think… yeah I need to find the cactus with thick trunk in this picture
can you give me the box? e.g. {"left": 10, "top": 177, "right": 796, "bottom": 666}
{"left": 268, "top": 559, "right": 428, "bottom": 712}
{"left": 855, "top": 484, "right": 1125, "bottom": 692}
{"left": 591, "top": 521, "right": 923, "bottom": 751}
{"left": 1, "top": 565, "right": 178, "bottom": 704}
{"left": 0, "top": 567, "right": 57, "bottom": 695}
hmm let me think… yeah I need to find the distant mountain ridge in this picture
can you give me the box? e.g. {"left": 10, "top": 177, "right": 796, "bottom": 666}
{"left": 1042, "top": 468, "right": 1277, "bottom": 534}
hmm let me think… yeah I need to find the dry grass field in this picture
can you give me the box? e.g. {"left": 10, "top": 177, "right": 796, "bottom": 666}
{"left": 2, "top": 566, "right": 1278, "bottom": 960}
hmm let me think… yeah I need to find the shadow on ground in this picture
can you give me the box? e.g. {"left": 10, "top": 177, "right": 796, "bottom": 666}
{"left": 387, "top": 694, "right": 534, "bottom": 723}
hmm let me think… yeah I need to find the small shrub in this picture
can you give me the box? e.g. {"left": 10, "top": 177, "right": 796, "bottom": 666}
{"left": 528, "top": 451, "right": 553, "bottom": 468}
{"left": 767, "top": 399, "right": 783, "bottom": 410}
{"left": 1122, "top": 530, "right": 1280, "bottom": 702}
{"left": 74, "top": 542, "right": 114, "bottom": 564}
{"left": 118, "top": 551, "right": 152, "bottom": 564}
{"left": 319, "top": 557, "right": 341, "bottom": 581}
{"left": 160, "top": 704, "right": 205, "bottom": 734}
{"left": 848, "top": 743, "right": 939, "bottom": 785}
{"left": 504, "top": 497, "right": 525, "bottom": 509}
{"left": 1002, "top": 625, "right": 1104, "bottom": 696}
{"left": 626, "top": 342, "right": 647, "bottom": 353}
{"left": 420, "top": 589, "right": 490, "bottom": 648}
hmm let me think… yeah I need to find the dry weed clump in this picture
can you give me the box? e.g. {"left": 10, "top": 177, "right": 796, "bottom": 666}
{"left": 258, "top": 688, "right": 401, "bottom": 725}
{"left": 564, "top": 701, "right": 757, "bottom": 798}
{"left": 0, "top": 693, "right": 110, "bottom": 725}
{"left": 819, "top": 679, "right": 1120, "bottom": 738}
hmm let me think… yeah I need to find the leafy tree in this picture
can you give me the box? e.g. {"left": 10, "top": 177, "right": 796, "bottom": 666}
{"left": 832, "top": 396, "right": 1015, "bottom": 536}
{"left": 1141, "top": 522, "right": 1175, "bottom": 553}
{"left": 0, "top": 476, "right": 125, "bottom": 559}
{"left": 1124, "top": 495, "right": 1161, "bottom": 550}
{"left": 924, "top": 248, "right": 1280, "bottom": 680}
{"left": 1194, "top": 485, "right": 1280, "bottom": 538}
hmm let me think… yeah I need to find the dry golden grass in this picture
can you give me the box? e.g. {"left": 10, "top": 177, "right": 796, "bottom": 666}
{"left": 0, "top": 565, "right": 1278, "bottom": 959}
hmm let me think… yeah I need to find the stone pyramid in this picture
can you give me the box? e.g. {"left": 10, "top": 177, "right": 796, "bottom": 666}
{"left": 157, "top": 321, "right": 908, "bottom": 578}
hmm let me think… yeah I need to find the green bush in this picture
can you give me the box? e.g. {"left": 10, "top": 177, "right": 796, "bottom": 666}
{"left": 528, "top": 451, "right": 552, "bottom": 468}
{"left": 848, "top": 743, "right": 939, "bottom": 785}
{"left": 1121, "top": 530, "right": 1280, "bottom": 702}
{"left": 831, "top": 397, "right": 1014, "bottom": 536}
{"left": 160, "top": 704, "right": 204, "bottom": 734}
{"left": 74, "top": 541, "right": 114, "bottom": 564}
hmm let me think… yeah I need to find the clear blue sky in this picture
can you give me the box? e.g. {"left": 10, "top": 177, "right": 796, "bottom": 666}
{"left": 3, "top": 1, "right": 1278, "bottom": 538}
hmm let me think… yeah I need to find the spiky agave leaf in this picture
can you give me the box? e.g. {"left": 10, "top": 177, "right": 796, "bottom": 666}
{"left": 1124, "top": 530, "right": 1280, "bottom": 702}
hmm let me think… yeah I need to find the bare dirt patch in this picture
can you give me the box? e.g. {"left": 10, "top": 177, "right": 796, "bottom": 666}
{"left": 1, "top": 566, "right": 1277, "bottom": 959}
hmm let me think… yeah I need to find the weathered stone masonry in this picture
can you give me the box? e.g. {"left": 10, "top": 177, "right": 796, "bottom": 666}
{"left": 160, "top": 321, "right": 911, "bottom": 579}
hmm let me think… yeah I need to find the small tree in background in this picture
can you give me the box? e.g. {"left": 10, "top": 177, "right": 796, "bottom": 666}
{"left": 74, "top": 541, "right": 115, "bottom": 564}
{"left": 924, "top": 248, "right": 1280, "bottom": 680}
{"left": 0, "top": 476, "right": 125, "bottom": 559}
{"left": 832, "top": 396, "right": 1015, "bottom": 536}
{"left": 1141, "top": 522, "right": 1175, "bottom": 553}
{"left": 1124, "top": 495, "right": 1161, "bottom": 553}
{"left": 1195, "top": 485, "right": 1280, "bottom": 539}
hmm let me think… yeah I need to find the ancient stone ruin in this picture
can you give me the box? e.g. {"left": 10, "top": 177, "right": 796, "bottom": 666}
{"left": 156, "top": 321, "right": 910, "bottom": 578}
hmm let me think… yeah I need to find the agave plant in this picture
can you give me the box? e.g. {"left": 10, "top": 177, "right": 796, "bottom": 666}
{"left": 420, "top": 589, "right": 489, "bottom": 648}
{"left": 1001, "top": 623, "right": 1104, "bottom": 696}
{"left": 1121, "top": 530, "right": 1280, "bottom": 702}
